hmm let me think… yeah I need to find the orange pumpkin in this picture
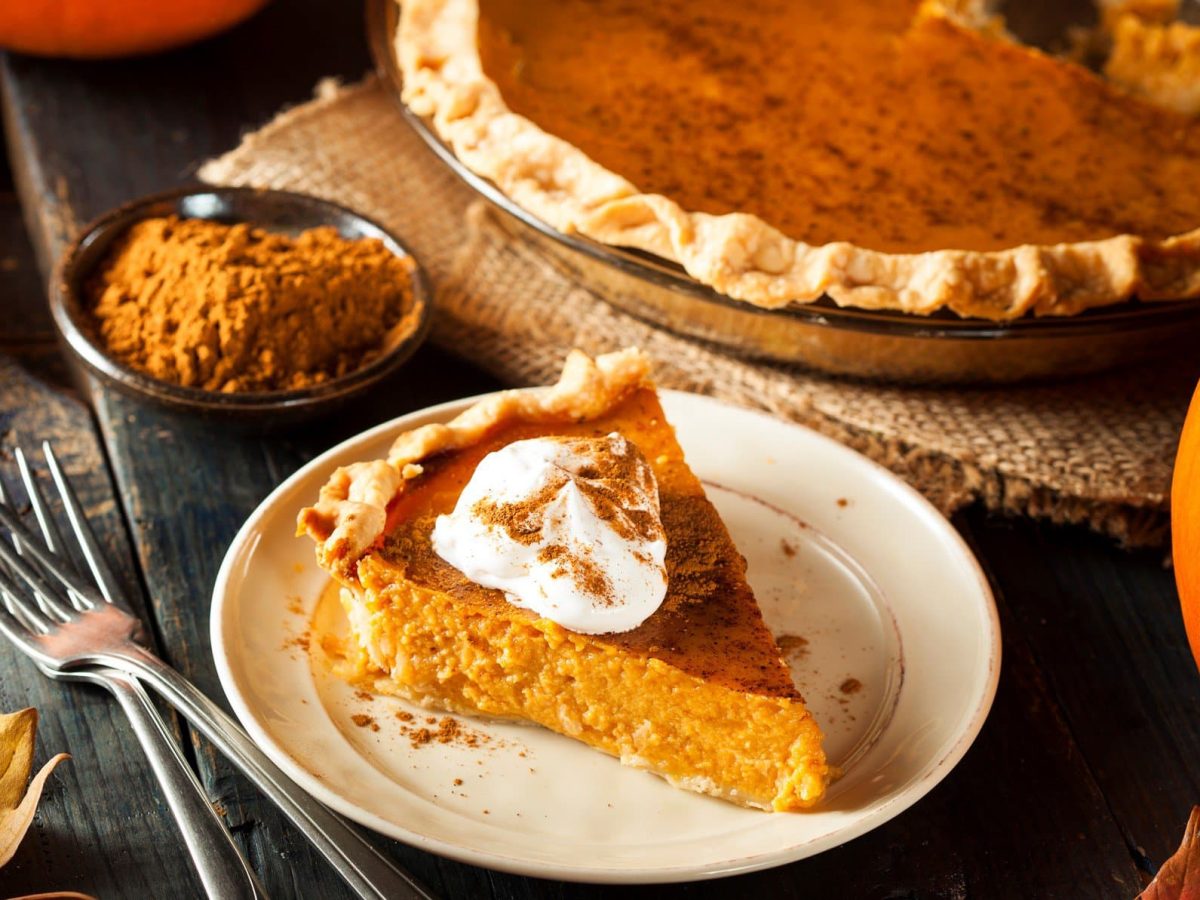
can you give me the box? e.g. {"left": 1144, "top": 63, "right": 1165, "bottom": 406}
{"left": 0, "top": 0, "right": 271, "bottom": 59}
{"left": 1173, "top": 378, "right": 1200, "bottom": 673}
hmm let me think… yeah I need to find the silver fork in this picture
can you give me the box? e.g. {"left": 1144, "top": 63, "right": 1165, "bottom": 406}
{"left": 0, "top": 449, "right": 264, "bottom": 899}
{"left": 0, "top": 442, "right": 436, "bottom": 900}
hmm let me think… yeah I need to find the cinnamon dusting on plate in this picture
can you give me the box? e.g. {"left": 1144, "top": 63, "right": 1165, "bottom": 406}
{"left": 399, "top": 715, "right": 493, "bottom": 749}
{"left": 283, "top": 630, "right": 311, "bottom": 654}
{"left": 776, "top": 633, "right": 809, "bottom": 660}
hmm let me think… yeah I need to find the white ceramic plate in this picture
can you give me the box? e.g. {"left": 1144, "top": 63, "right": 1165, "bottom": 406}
{"left": 211, "top": 390, "right": 1000, "bottom": 883}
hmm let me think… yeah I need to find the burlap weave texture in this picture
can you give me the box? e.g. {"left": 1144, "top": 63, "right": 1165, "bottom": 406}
{"left": 199, "top": 77, "right": 1197, "bottom": 548}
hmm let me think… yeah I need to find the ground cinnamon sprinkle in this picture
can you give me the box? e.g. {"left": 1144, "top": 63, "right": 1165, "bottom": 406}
{"left": 283, "top": 630, "right": 311, "bottom": 653}
{"left": 537, "top": 542, "right": 616, "bottom": 604}
{"left": 436, "top": 717, "right": 462, "bottom": 743}
{"left": 87, "top": 215, "right": 420, "bottom": 392}
{"left": 410, "top": 727, "right": 434, "bottom": 746}
{"left": 469, "top": 434, "right": 663, "bottom": 607}
{"left": 382, "top": 710, "right": 494, "bottom": 749}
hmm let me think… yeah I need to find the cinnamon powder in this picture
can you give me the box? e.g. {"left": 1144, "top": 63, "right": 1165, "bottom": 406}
{"left": 87, "top": 215, "right": 420, "bottom": 393}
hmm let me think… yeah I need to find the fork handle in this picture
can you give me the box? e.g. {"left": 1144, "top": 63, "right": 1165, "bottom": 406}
{"left": 109, "top": 647, "right": 437, "bottom": 900}
{"left": 101, "top": 670, "right": 268, "bottom": 900}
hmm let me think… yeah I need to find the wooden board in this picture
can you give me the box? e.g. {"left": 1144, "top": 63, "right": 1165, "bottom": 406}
{"left": 0, "top": 190, "right": 203, "bottom": 896}
{"left": 1, "top": 1, "right": 1197, "bottom": 894}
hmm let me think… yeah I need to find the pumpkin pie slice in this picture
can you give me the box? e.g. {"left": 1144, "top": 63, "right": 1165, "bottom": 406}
{"left": 298, "top": 348, "right": 830, "bottom": 810}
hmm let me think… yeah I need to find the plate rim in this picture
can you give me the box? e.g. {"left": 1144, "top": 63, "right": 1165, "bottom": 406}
{"left": 210, "top": 388, "right": 1001, "bottom": 883}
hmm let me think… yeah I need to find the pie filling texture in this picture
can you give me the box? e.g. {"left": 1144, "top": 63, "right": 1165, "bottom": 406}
{"left": 300, "top": 350, "right": 830, "bottom": 810}
{"left": 400, "top": 0, "right": 1200, "bottom": 319}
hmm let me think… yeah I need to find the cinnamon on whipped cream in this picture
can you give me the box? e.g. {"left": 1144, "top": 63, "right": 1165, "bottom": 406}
{"left": 430, "top": 433, "right": 667, "bottom": 634}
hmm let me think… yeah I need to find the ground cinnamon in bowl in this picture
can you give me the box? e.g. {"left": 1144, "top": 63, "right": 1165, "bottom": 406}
{"left": 85, "top": 215, "right": 420, "bottom": 393}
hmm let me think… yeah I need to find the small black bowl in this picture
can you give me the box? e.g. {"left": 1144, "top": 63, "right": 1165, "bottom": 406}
{"left": 51, "top": 185, "right": 433, "bottom": 425}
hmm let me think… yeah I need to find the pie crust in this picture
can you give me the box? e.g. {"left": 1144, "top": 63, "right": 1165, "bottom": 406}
{"left": 1105, "top": 13, "right": 1200, "bottom": 115}
{"left": 299, "top": 347, "right": 652, "bottom": 576}
{"left": 397, "top": 0, "right": 1200, "bottom": 321}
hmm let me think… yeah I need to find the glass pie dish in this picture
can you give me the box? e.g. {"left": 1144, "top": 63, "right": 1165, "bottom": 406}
{"left": 367, "top": 0, "right": 1200, "bottom": 383}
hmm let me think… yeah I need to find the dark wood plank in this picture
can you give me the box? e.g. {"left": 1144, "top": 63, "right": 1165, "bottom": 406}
{"left": 962, "top": 509, "right": 1200, "bottom": 877}
{"left": 0, "top": 192, "right": 50, "bottom": 346}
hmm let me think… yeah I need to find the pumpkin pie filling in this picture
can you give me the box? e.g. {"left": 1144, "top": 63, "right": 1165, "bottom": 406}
{"left": 376, "top": 389, "right": 799, "bottom": 696}
{"left": 300, "top": 349, "right": 830, "bottom": 810}
{"left": 478, "top": 0, "right": 1200, "bottom": 255}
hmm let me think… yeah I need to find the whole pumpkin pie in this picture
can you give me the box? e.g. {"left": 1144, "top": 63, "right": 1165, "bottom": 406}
{"left": 397, "top": 0, "right": 1200, "bottom": 320}
{"left": 298, "top": 348, "right": 830, "bottom": 810}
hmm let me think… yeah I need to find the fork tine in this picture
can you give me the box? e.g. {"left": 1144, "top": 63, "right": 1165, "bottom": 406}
{"left": 0, "top": 592, "right": 50, "bottom": 635}
{"left": 15, "top": 447, "right": 77, "bottom": 567}
{"left": 0, "top": 600, "right": 53, "bottom": 663}
{"left": 0, "top": 503, "right": 93, "bottom": 615}
{"left": 0, "top": 478, "right": 32, "bottom": 561}
{"left": 0, "top": 522, "right": 53, "bottom": 634}
{"left": 15, "top": 447, "right": 94, "bottom": 617}
{"left": 14, "top": 447, "right": 101, "bottom": 608}
{"left": 0, "top": 558, "right": 53, "bottom": 634}
{"left": 44, "top": 442, "right": 121, "bottom": 605}
{"left": 0, "top": 478, "right": 71, "bottom": 625}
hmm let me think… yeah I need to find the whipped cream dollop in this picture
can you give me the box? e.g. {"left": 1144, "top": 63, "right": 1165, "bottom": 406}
{"left": 430, "top": 433, "right": 668, "bottom": 634}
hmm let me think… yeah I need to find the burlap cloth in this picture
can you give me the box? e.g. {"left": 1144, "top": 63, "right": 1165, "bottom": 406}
{"left": 200, "top": 77, "right": 1197, "bottom": 548}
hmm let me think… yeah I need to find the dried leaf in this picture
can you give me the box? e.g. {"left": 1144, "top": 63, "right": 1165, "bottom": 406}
{"left": 0, "top": 709, "right": 69, "bottom": 869}
{"left": 1139, "top": 807, "right": 1200, "bottom": 900}
{"left": 0, "top": 709, "right": 38, "bottom": 809}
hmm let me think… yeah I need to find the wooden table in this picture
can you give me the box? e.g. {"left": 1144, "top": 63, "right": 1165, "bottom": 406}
{"left": 1, "top": 3, "right": 1197, "bottom": 896}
